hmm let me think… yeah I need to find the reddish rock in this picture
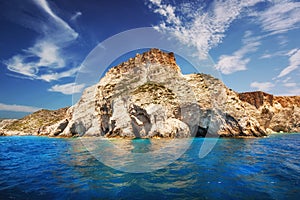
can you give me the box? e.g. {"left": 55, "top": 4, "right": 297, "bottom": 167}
{"left": 238, "top": 91, "right": 274, "bottom": 109}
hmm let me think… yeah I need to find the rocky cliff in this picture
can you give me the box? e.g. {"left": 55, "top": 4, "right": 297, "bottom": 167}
{"left": 238, "top": 92, "right": 300, "bottom": 133}
{"left": 0, "top": 108, "right": 69, "bottom": 136}
{"left": 1, "top": 49, "right": 299, "bottom": 138}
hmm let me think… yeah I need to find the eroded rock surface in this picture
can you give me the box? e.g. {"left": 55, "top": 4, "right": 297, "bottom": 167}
{"left": 239, "top": 92, "right": 300, "bottom": 133}
{"left": 58, "top": 49, "right": 298, "bottom": 138}
{"left": 1, "top": 49, "right": 299, "bottom": 138}
{"left": 0, "top": 108, "right": 69, "bottom": 136}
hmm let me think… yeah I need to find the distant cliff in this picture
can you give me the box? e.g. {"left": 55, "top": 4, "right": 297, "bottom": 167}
{"left": 0, "top": 108, "right": 69, "bottom": 136}
{"left": 1, "top": 49, "right": 299, "bottom": 138}
{"left": 239, "top": 92, "right": 300, "bottom": 133}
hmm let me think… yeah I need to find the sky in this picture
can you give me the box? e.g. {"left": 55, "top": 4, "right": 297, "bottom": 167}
{"left": 0, "top": 0, "right": 299, "bottom": 118}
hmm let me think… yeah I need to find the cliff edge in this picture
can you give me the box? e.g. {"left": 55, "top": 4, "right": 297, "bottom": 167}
{"left": 1, "top": 49, "right": 299, "bottom": 138}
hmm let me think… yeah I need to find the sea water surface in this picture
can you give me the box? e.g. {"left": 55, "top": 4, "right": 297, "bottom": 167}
{"left": 0, "top": 133, "right": 299, "bottom": 199}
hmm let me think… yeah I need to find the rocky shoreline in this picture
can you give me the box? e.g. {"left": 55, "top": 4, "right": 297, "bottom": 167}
{"left": 1, "top": 49, "right": 299, "bottom": 138}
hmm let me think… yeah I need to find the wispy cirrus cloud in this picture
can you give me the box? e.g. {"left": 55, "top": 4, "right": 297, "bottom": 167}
{"left": 38, "top": 67, "right": 80, "bottom": 82}
{"left": 48, "top": 83, "right": 85, "bottom": 95}
{"left": 148, "top": 0, "right": 300, "bottom": 79}
{"left": 283, "top": 82, "right": 297, "bottom": 87}
{"left": 3, "top": 0, "right": 79, "bottom": 82}
{"left": 0, "top": 103, "right": 41, "bottom": 113}
{"left": 5, "top": 42, "right": 66, "bottom": 78}
{"left": 254, "top": 1, "right": 300, "bottom": 35}
{"left": 260, "top": 50, "right": 287, "bottom": 59}
{"left": 277, "top": 48, "right": 300, "bottom": 78}
{"left": 71, "top": 11, "right": 82, "bottom": 21}
{"left": 215, "top": 31, "right": 261, "bottom": 74}
{"left": 250, "top": 81, "right": 275, "bottom": 92}
{"left": 148, "top": 0, "right": 263, "bottom": 59}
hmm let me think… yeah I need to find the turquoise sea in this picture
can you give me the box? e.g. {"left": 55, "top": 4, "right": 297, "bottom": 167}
{"left": 0, "top": 133, "right": 299, "bottom": 199}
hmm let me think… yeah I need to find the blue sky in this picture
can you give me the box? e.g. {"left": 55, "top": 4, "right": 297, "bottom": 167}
{"left": 0, "top": 0, "right": 300, "bottom": 118}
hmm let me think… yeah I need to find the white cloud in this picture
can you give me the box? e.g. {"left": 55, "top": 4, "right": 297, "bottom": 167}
{"left": 33, "top": 0, "right": 78, "bottom": 39}
{"left": 27, "top": 41, "right": 65, "bottom": 68}
{"left": 278, "top": 66, "right": 298, "bottom": 78}
{"left": 283, "top": 82, "right": 297, "bottom": 87}
{"left": 250, "top": 81, "right": 275, "bottom": 92}
{"left": 71, "top": 11, "right": 82, "bottom": 21}
{"left": 282, "top": 76, "right": 291, "bottom": 83}
{"left": 38, "top": 67, "right": 80, "bottom": 82}
{"left": 277, "top": 35, "right": 288, "bottom": 46}
{"left": 148, "top": 0, "right": 263, "bottom": 59}
{"left": 255, "top": 1, "right": 300, "bottom": 35}
{"left": 5, "top": 55, "right": 37, "bottom": 77}
{"left": 150, "top": 0, "right": 180, "bottom": 25}
{"left": 215, "top": 55, "right": 249, "bottom": 74}
{"left": 3, "top": 0, "right": 78, "bottom": 81}
{"left": 48, "top": 83, "right": 85, "bottom": 95}
{"left": 286, "top": 48, "right": 299, "bottom": 56}
{"left": 0, "top": 103, "right": 41, "bottom": 113}
{"left": 215, "top": 31, "right": 261, "bottom": 74}
{"left": 260, "top": 54, "right": 272, "bottom": 59}
{"left": 259, "top": 50, "right": 287, "bottom": 59}
{"left": 277, "top": 49, "right": 300, "bottom": 78}
{"left": 148, "top": 0, "right": 300, "bottom": 74}
{"left": 260, "top": 48, "right": 299, "bottom": 60}
{"left": 5, "top": 41, "right": 66, "bottom": 79}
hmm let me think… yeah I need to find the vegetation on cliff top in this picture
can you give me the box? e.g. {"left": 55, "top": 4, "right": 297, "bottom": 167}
{"left": 3, "top": 107, "right": 69, "bottom": 133}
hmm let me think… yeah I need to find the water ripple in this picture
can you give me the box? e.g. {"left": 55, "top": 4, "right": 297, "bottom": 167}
{"left": 0, "top": 134, "right": 300, "bottom": 199}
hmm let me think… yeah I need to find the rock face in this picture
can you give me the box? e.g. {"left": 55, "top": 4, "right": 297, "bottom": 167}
{"left": 61, "top": 49, "right": 199, "bottom": 138}
{"left": 57, "top": 48, "right": 298, "bottom": 138}
{"left": 0, "top": 108, "right": 69, "bottom": 136}
{"left": 0, "top": 119, "right": 18, "bottom": 136}
{"left": 239, "top": 92, "right": 300, "bottom": 133}
{"left": 1, "top": 49, "right": 299, "bottom": 138}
